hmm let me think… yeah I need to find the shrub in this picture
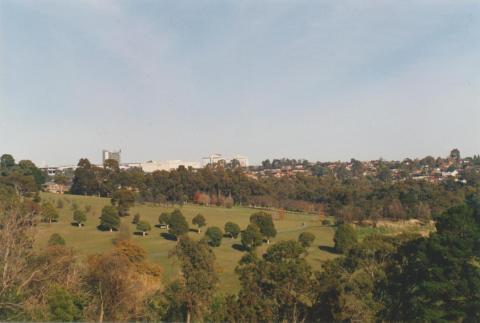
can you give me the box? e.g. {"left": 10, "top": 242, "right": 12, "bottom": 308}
{"left": 48, "top": 233, "right": 66, "bottom": 246}
{"left": 298, "top": 232, "right": 316, "bottom": 248}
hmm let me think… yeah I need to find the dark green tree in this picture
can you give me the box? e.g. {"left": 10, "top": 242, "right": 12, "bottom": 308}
{"left": 241, "top": 224, "right": 263, "bottom": 250}
{"left": 250, "top": 212, "right": 277, "bottom": 244}
{"left": 99, "top": 205, "right": 120, "bottom": 231}
{"left": 169, "top": 236, "right": 219, "bottom": 323}
{"left": 334, "top": 224, "right": 357, "bottom": 253}
{"left": 205, "top": 227, "right": 223, "bottom": 247}
{"left": 168, "top": 209, "right": 189, "bottom": 238}
{"left": 192, "top": 214, "right": 206, "bottom": 233}
{"left": 224, "top": 221, "right": 241, "bottom": 239}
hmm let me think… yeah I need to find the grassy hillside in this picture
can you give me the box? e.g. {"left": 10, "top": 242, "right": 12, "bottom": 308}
{"left": 37, "top": 193, "right": 337, "bottom": 292}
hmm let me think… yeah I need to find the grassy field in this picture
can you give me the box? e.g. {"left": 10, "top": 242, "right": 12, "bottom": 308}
{"left": 37, "top": 193, "right": 337, "bottom": 292}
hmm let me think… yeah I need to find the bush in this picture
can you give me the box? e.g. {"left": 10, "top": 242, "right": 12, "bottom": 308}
{"left": 48, "top": 233, "right": 66, "bottom": 246}
{"left": 322, "top": 219, "right": 332, "bottom": 226}
{"left": 56, "top": 199, "right": 64, "bottom": 209}
{"left": 334, "top": 224, "right": 357, "bottom": 253}
{"left": 298, "top": 232, "right": 316, "bottom": 248}
{"left": 132, "top": 213, "right": 140, "bottom": 224}
{"left": 205, "top": 226, "right": 223, "bottom": 247}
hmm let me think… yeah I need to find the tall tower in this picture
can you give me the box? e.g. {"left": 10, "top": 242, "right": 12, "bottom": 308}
{"left": 102, "top": 149, "right": 121, "bottom": 164}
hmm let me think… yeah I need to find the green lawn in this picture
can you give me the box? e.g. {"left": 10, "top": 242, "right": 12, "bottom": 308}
{"left": 38, "top": 193, "right": 337, "bottom": 292}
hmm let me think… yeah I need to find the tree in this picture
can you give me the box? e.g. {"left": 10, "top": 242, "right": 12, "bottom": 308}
{"left": 47, "top": 285, "right": 82, "bottom": 322}
{"left": 159, "top": 212, "right": 171, "bottom": 226}
{"left": 136, "top": 221, "right": 151, "bottom": 236}
{"left": 42, "top": 201, "right": 59, "bottom": 223}
{"left": 111, "top": 188, "right": 136, "bottom": 216}
{"left": 0, "top": 154, "right": 15, "bottom": 169}
{"left": 250, "top": 212, "right": 277, "bottom": 244}
{"left": 205, "top": 227, "right": 223, "bottom": 247}
{"left": 169, "top": 236, "right": 219, "bottom": 323}
{"left": 241, "top": 224, "right": 263, "bottom": 250}
{"left": 168, "top": 209, "right": 189, "bottom": 238}
{"left": 99, "top": 205, "right": 120, "bottom": 232}
{"left": 334, "top": 224, "right": 357, "bottom": 253}
{"left": 224, "top": 222, "right": 241, "bottom": 239}
{"left": 48, "top": 233, "right": 66, "bottom": 246}
{"left": 73, "top": 209, "right": 87, "bottom": 227}
{"left": 192, "top": 214, "right": 206, "bottom": 233}
{"left": 381, "top": 204, "right": 480, "bottom": 321}
{"left": 298, "top": 232, "right": 316, "bottom": 249}
{"left": 132, "top": 213, "right": 140, "bottom": 224}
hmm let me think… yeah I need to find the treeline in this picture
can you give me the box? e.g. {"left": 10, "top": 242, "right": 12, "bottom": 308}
{"left": 1, "top": 187, "right": 480, "bottom": 321}
{"left": 68, "top": 157, "right": 476, "bottom": 222}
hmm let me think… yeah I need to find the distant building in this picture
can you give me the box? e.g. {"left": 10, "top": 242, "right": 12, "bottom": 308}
{"left": 102, "top": 150, "right": 121, "bottom": 164}
{"left": 202, "top": 154, "right": 226, "bottom": 166}
{"left": 202, "top": 153, "right": 249, "bottom": 167}
{"left": 140, "top": 160, "right": 201, "bottom": 173}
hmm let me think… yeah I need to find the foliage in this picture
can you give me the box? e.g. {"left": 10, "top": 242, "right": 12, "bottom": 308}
{"left": 168, "top": 209, "right": 189, "bottom": 238}
{"left": 334, "top": 224, "right": 357, "bottom": 253}
{"left": 42, "top": 201, "right": 59, "bottom": 223}
{"left": 48, "top": 233, "right": 66, "bottom": 246}
{"left": 224, "top": 221, "right": 241, "bottom": 238}
{"left": 136, "top": 221, "right": 152, "bottom": 236}
{"left": 298, "top": 232, "right": 316, "bottom": 248}
{"left": 192, "top": 214, "right": 206, "bottom": 232}
{"left": 132, "top": 213, "right": 140, "bottom": 224}
{"left": 241, "top": 224, "right": 263, "bottom": 250}
{"left": 250, "top": 211, "right": 277, "bottom": 243}
{"left": 111, "top": 188, "right": 136, "bottom": 216}
{"left": 99, "top": 205, "right": 120, "bottom": 231}
{"left": 73, "top": 209, "right": 87, "bottom": 227}
{"left": 47, "top": 285, "right": 83, "bottom": 322}
{"left": 204, "top": 227, "right": 223, "bottom": 247}
{"left": 169, "top": 236, "right": 219, "bottom": 322}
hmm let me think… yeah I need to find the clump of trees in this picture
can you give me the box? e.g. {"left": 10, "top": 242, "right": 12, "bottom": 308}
{"left": 136, "top": 221, "right": 151, "bottom": 236}
{"left": 250, "top": 212, "right": 277, "bottom": 244}
{"left": 42, "top": 202, "right": 59, "bottom": 223}
{"left": 298, "top": 232, "right": 316, "bottom": 249}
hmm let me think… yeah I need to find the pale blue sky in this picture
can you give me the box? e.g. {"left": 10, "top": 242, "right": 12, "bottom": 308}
{"left": 1, "top": 0, "right": 479, "bottom": 166}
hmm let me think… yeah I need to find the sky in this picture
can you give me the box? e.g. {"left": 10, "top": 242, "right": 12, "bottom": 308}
{"left": 0, "top": 0, "right": 479, "bottom": 166}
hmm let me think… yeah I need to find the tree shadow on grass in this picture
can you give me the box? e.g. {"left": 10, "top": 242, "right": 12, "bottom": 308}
{"left": 189, "top": 228, "right": 200, "bottom": 233}
{"left": 318, "top": 245, "right": 337, "bottom": 254}
{"left": 160, "top": 232, "right": 177, "bottom": 241}
{"left": 232, "top": 243, "right": 247, "bottom": 252}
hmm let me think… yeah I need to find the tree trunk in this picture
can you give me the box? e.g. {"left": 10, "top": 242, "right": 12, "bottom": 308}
{"left": 142, "top": 231, "right": 145, "bottom": 236}
{"left": 109, "top": 228, "right": 112, "bottom": 232}
{"left": 186, "top": 311, "right": 191, "bottom": 323}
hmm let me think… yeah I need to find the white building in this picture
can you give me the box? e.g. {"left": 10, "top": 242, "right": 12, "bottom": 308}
{"left": 202, "top": 154, "right": 249, "bottom": 167}
{"left": 140, "top": 160, "right": 201, "bottom": 173}
{"left": 102, "top": 149, "right": 121, "bottom": 164}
